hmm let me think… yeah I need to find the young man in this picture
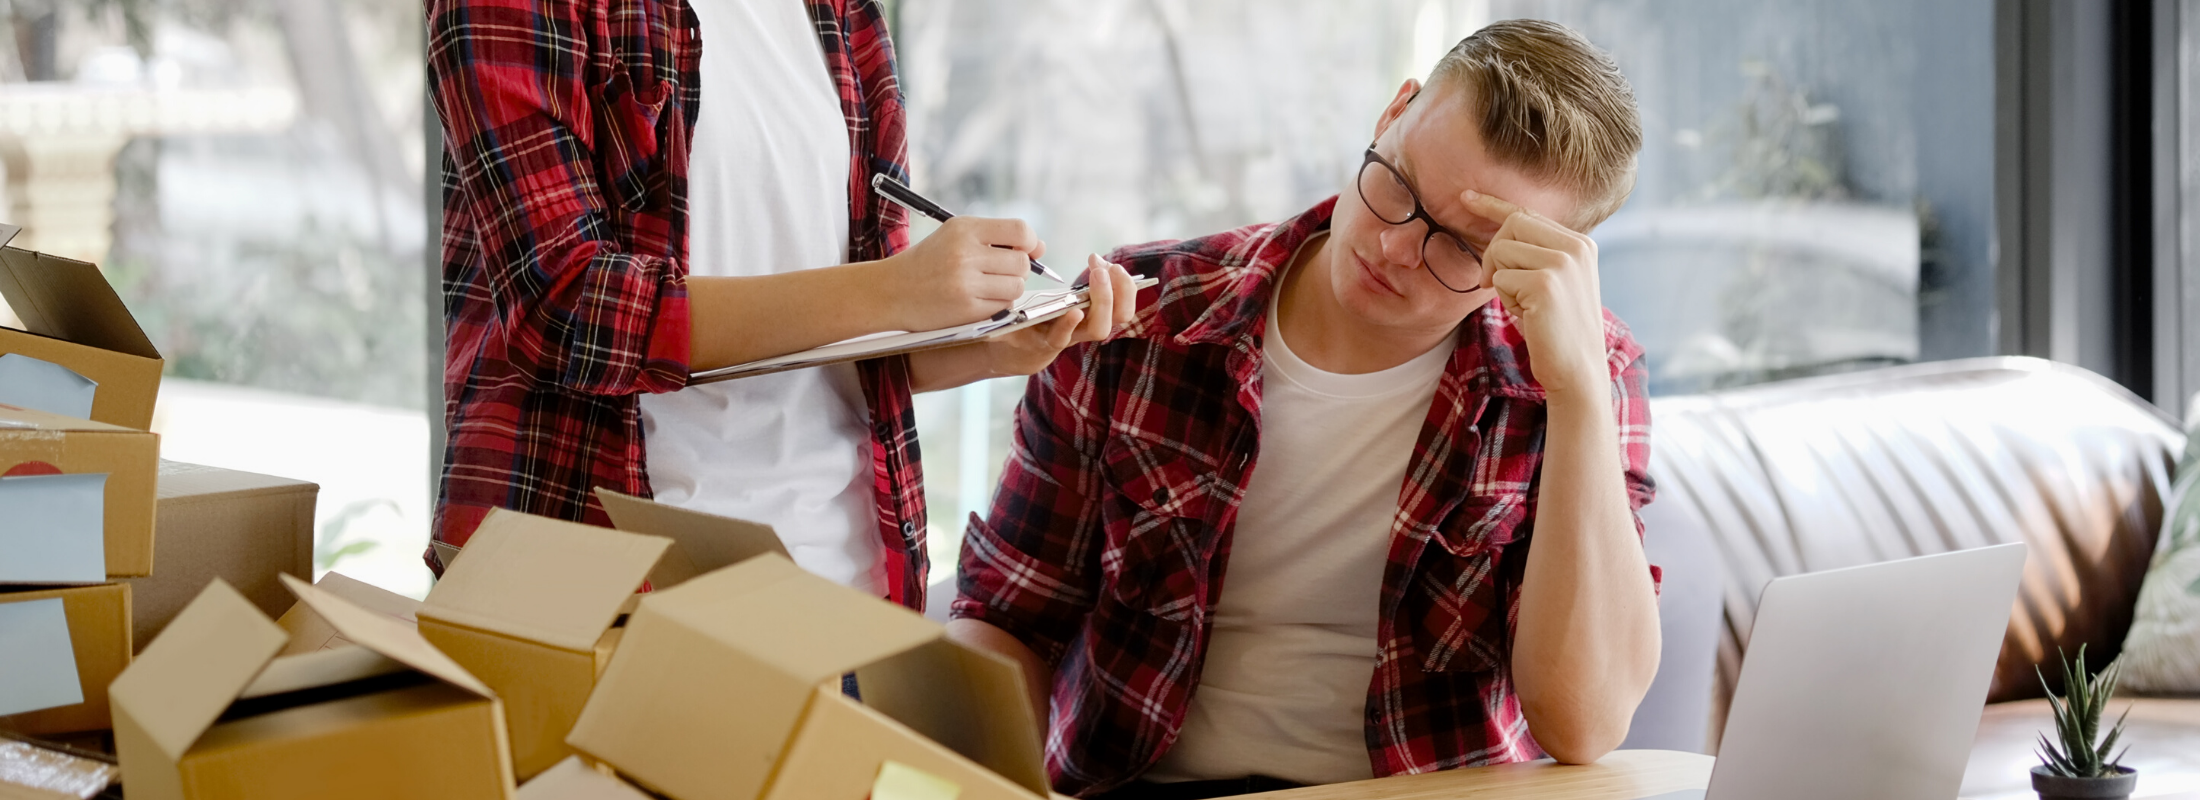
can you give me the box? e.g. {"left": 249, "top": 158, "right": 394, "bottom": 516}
{"left": 950, "top": 20, "right": 1659, "bottom": 798}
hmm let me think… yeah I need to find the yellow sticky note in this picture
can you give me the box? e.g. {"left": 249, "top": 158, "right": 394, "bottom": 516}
{"left": 871, "top": 760, "right": 961, "bottom": 800}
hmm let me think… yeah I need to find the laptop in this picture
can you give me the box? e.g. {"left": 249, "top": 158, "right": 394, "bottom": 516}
{"left": 1643, "top": 542, "right": 2029, "bottom": 800}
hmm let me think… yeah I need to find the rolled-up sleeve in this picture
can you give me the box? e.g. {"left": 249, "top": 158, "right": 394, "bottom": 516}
{"left": 429, "top": 0, "right": 691, "bottom": 396}
{"left": 953, "top": 344, "right": 1110, "bottom": 666}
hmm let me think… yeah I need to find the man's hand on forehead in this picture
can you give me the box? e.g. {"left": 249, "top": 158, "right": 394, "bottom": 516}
{"left": 1459, "top": 187, "right": 1611, "bottom": 398}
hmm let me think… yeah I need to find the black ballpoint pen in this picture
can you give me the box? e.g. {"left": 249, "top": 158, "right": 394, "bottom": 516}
{"left": 871, "top": 173, "right": 1071, "bottom": 284}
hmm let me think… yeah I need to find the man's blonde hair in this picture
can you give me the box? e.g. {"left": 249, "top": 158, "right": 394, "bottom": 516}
{"left": 1428, "top": 19, "right": 1642, "bottom": 229}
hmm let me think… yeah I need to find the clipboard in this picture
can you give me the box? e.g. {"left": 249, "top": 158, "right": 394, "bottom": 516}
{"left": 687, "top": 276, "right": 1157, "bottom": 385}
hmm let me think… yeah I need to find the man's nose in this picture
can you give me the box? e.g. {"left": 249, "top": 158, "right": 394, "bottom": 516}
{"left": 1377, "top": 221, "right": 1424, "bottom": 270}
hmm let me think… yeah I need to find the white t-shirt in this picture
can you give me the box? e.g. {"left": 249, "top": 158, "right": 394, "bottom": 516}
{"left": 637, "top": 0, "right": 885, "bottom": 595}
{"left": 1147, "top": 258, "right": 1456, "bottom": 786}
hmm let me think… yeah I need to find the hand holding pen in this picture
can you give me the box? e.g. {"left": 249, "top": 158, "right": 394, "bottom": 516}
{"left": 873, "top": 173, "right": 1071, "bottom": 284}
{"left": 865, "top": 186, "right": 1044, "bottom": 333}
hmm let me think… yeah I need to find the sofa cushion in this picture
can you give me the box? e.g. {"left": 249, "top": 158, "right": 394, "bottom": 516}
{"left": 1649, "top": 357, "right": 2183, "bottom": 709}
{"left": 1959, "top": 698, "right": 2200, "bottom": 799}
{"left": 2121, "top": 395, "right": 2200, "bottom": 693}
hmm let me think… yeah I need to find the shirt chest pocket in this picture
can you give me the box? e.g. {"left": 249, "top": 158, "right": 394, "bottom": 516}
{"left": 1099, "top": 440, "right": 1224, "bottom": 619}
{"left": 1412, "top": 491, "right": 1531, "bottom": 675}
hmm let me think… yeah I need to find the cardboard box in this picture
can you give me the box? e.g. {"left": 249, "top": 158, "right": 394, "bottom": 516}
{"left": 517, "top": 757, "right": 652, "bottom": 800}
{"left": 565, "top": 553, "right": 1049, "bottom": 800}
{"left": 0, "top": 224, "right": 163, "bottom": 431}
{"left": 0, "top": 403, "right": 159, "bottom": 579}
{"left": 415, "top": 509, "right": 670, "bottom": 782}
{"left": 274, "top": 571, "right": 422, "bottom": 656}
{"left": 0, "top": 583, "right": 130, "bottom": 736}
{"left": 123, "top": 461, "right": 317, "bottom": 648}
{"left": 110, "top": 578, "right": 514, "bottom": 800}
{"left": 593, "top": 488, "right": 789, "bottom": 590}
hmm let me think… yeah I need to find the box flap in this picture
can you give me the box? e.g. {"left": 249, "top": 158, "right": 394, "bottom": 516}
{"left": 311, "top": 571, "right": 420, "bottom": 625}
{"left": 418, "top": 509, "right": 670, "bottom": 652}
{"left": 518, "top": 757, "right": 653, "bottom": 800}
{"left": 645, "top": 553, "right": 940, "bottom": 686}
{"left": 431, "top": 540, "right": 463, "bottom": 571}
{"left": 237, "top": 645, "right": 413, "bottom": 699}
{"left": 0, "top": 402, "right": 137, "bottom": 433}
{"left": 856, "top": 639, "right": 1050, "bottom": 796}
{"left": 594, "top": 489, "right": 790, "bottom": 589}
{"left": 280, "top": 575, "right": 494, "bottom": 698}
{"left": 108, "top": 580, "right": 286, "bottom": 760}
{"left": 0, "top": 245, "right": 159, "bottom": 360}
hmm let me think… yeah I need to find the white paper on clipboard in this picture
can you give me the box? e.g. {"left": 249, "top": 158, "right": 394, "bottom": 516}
{"left": 687, "top": 276, "right": 1156, "bottom": 384}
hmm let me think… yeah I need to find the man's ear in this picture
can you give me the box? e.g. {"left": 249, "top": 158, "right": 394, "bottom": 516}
{"left": 1372, "top": 79, "right": 1421, "bottom": 143}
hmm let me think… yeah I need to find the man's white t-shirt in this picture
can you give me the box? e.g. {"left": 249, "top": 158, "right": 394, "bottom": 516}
{"left": 638, "top": 0, "right": 885, "bottom": 595}
{"left": 1147, "top": 254, "right": 1456, "bottom": 786}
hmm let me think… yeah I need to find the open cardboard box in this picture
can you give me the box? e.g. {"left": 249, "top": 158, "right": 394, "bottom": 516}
{"left": 274, "top": 571, "right": 422, "bottom": 656}
{"left": 414, "top": 509, "right": 671, "bottom": 781}
{"left": 126, "top": 460, "right": 318, "bottom": 648}
{"left": 0, "top": 403, "right": 159, "bottom": 579}
{"left": 0, "top": 223, "right": 163, "bottom": 431}
{"left": 0, "top": 582, "right": 130, "bottom": 736}
{"left": 566, "top": 552, "right": 1049, "bottom": 800}
{"left": 110, "top": 577, "right": 514, "bottom": 800}
{"left": 593, "top": 488, "right": 789, "bottom": 589}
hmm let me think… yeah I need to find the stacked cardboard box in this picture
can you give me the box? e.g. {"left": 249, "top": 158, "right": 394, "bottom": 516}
{"left": 0, "top": 227, "right": 319, "bottom": 747}
{"left": 0, "top": 227, "right": 163, "bottom": 741}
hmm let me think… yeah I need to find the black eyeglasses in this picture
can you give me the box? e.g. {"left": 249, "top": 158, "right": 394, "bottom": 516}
{"left": 1355, "top": 146, "right": 1484, "bottom": 293}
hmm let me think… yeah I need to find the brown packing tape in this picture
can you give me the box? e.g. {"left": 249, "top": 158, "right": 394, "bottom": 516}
{"left": 0, "top": 583, "right": 130, "bottom": 737}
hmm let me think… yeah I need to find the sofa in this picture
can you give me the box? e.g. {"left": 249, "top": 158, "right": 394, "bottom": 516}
{"left": 1622, "top": 357, "right": 2200, "bottom": 798}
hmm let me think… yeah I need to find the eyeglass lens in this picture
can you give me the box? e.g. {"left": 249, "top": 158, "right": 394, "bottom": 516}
{"left": 1355, "top": 157, "right": 1481, "bottom": 291}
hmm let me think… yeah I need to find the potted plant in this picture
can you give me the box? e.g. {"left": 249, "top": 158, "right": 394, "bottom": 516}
{"left": 2032, "top": 645, "right": 2138, "bottom": 800}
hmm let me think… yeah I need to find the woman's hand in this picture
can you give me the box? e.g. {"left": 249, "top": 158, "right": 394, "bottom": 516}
{"left": 873, "top": 216, "right": 1044, "bottom": 332}
{"left": 909, "top": 255, "right": 1140, "bottom": 392}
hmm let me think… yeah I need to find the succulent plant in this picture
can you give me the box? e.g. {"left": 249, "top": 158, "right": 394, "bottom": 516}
{"left": 2035, "top": 645, "right": 2132, "bottom": 779}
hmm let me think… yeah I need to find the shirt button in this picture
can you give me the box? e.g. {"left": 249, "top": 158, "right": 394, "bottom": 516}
{"left": 1151, "top": 487, "right": 1170, "bottom": 506}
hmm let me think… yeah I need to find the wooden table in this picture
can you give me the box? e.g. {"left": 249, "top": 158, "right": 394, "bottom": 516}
{"left": 1237, "top": 750, "right": 1714, "bottom": 799}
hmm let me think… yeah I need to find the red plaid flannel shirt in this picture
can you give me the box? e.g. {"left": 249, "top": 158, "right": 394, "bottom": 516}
{"left": 428, "top": 0, "right": 932, "bottom": 607}
{"left": 953, "top": 197, "right": 1657, "bottom": 794}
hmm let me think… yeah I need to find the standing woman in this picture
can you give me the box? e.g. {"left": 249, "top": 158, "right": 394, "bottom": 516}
{"left": 426, "top": 0, "right": 1136, "bottom": 609}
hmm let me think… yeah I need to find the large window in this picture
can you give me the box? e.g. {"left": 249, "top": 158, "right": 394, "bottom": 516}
{"left": 895, "top": 0, "right": 2000, "bottom": 581}
{"left": 18, "top": 1, "right": 2181, "bottom": 598}
{"left": 0, "top": 0, "right": 431, "bottom": 594}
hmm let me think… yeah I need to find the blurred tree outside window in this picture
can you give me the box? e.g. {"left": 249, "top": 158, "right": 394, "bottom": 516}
{"left": 0, "top": 0, "right": 432, "bottom": 596}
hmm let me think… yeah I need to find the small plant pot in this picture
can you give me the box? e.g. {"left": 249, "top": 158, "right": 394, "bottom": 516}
{"left": 2032, "top": 765, "right": 2138, "bottom": 800}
